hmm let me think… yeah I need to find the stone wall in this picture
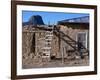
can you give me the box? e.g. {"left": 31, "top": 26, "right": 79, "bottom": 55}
{"left": 59, "top": 25, "right": 89, "bottom": 58}
{"left": 22, "top": 25, "right": 89, "bottom": 63}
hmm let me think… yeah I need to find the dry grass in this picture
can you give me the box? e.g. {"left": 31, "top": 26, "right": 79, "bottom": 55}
{"left": 22, "top": 55, "right": 89, "bottom": 69}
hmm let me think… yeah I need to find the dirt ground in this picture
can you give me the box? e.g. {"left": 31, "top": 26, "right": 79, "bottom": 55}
{"left": 22, "top": 55, "right": 89, "bottom": 69}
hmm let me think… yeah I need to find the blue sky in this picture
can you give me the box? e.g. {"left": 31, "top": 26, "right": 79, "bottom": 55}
{"left": 22, "top": 11, "right": 89, "bottom": 25}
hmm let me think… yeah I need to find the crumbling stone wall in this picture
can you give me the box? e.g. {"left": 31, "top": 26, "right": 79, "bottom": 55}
{"left": 51, "top": 33, "right": 60, "bottom": 58}
{"left": 22, "top": 26, "right": 52, "bottom": 66}
{"left": 59, "top": 25, "right": 89, "bottom": 58}
{"left": 22, "top": 25, "right": 89, "bottom": 65}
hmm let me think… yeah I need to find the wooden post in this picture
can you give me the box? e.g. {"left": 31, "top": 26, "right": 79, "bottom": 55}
{"left": 62, "top": 47, "right": 64, "bottom": 64}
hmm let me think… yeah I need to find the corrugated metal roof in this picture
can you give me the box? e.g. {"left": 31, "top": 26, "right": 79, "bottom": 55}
{"left": 58, "top": 16, "right": 89, "bottom": 24}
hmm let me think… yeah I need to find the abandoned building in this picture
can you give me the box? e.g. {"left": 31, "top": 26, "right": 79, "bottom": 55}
{"left": 22, "top": 15, "right": 89, "bottom": 68}
{"left": 57, "top": 16, "right": 89, "bottom": 58}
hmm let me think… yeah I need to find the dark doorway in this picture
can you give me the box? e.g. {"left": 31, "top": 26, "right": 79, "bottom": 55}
{"left": 31, "top": 33, "right": 35, "bottom": 53}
